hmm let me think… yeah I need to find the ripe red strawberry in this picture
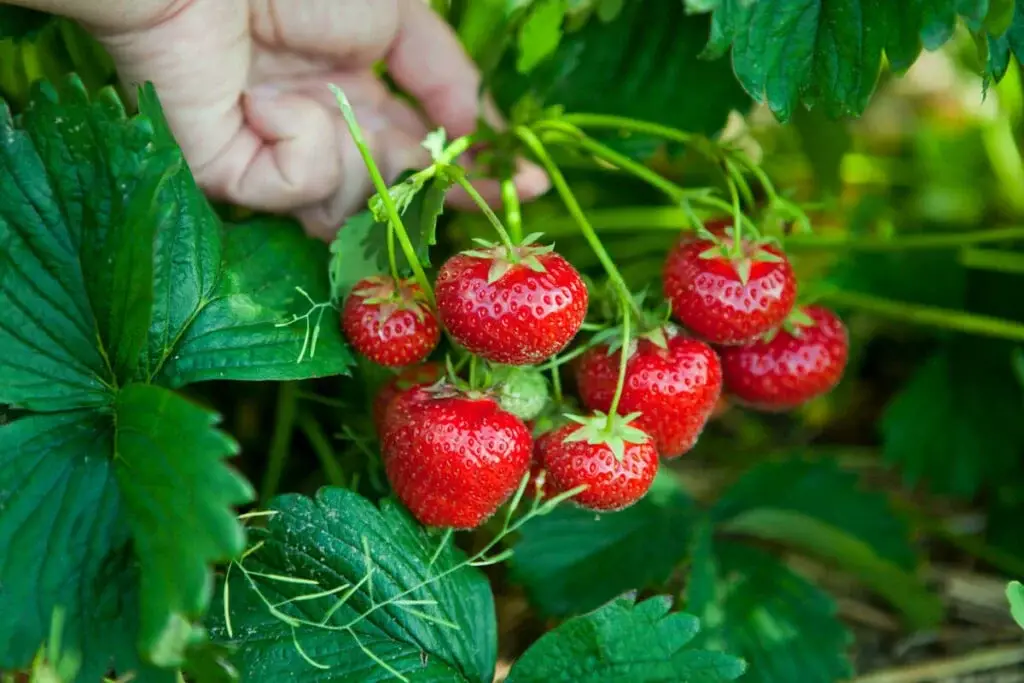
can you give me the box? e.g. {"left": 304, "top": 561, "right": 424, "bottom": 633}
{"left": 342, "top": 275, "right": 439, "bottom": 367}
{"left": 663, "top": 231, "right": 796, "bottom": 345}
{"left": 372, "top": 362, "right": 445, "bottom": 436}
{"left": 435, "top": 239, "right": 588, "bottom": 365}
{"left": 537, "top": 412, "right": 658, "bottom": 512}
{"left": 576, "top": 325, "right": 722, "bottom": 458}
{"left": 382, "top": 386, "right": 533, "bottom": 528}
{"left": 719, "top": 305, "right": 849, "bottom": 411}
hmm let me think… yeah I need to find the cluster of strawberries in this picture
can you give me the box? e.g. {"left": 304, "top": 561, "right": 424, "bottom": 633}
{"left": 341, "top": 223, "right": 849, "bottom": 529}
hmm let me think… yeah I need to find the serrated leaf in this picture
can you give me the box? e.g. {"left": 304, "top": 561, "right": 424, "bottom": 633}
{"left": 0, "top": 77, "right": 164, "bottom": 411}
{"left": 882, "top": 340, "right": 1024, "bottom": 497}
{"left": 115, "top": 384, "right": 254, "bottom": 666}
{"left": 505, "top": 594, "right": 746, "bottom": 682}
{"left": 156, "top": 218, "right": 353, "bottom": 386}
{"left": 687, "top": 541, "right": 854, "bottom": 683}
{"left": 713, "top": 457, "right": 941, "bottom": 628}
{"left": 1008, "top": 581, "right": 1024, "bottom": 630}
{"left": 510, "top": 472, "right": 696, "bottom": 616}
{"left": 209, "top": 487, "right": 496, "bottom": 682}
{"left": 0, "top": 409, "right": 231, "bottom": 681}
{"left": 694, "top": 0, "right": 994, "bottom": 121}
{"left": 493, "top": 0, "right": 750, "bottom": 154}
{"left": 517, "top": 0, "right": 566, "bottom": 73}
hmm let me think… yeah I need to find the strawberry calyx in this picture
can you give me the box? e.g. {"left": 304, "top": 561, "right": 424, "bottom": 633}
{"left": 562, "top": 410, "right": 651, "bottom": 462}
{"left": 462, "top": 232, "right": 555, "bottom": 284}
{"left": 696, "top": 226, "right": 785, "bottom": 286}
{"left": 761, "top": 305, "right": 817, "bottom": 343}
{"left": 352, "top": 275, "right": 431, "bottom": 324}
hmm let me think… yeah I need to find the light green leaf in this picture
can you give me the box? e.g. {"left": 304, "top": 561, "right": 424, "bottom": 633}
{"left": 505, "top": 594, "right": 746, "bottom": 682}
{"left": 687, "top": 541, "right": 854, "bottom": 683}
{"left": 209, "top": 487, "right": 497, "bottom": 683}
{"left": 510, "top": 472, "right": 696, "bottom": 616}
{"left": 712, "top": 457, "right": 940, "bottom": 628}
{"left": 695, "top": 0, "right": 993, "bottom": 121}
{"left": 157, "top": 218, "right": 353, "bottom": 386}
{"left": 0, "top": 411, "right": 173, "bottom": 682}
{"left": 1008, "top": 581, "right": 1024, "bottom": 630}
{"left": 493, "top": 0, "right": 751, "bottom": 144}
{"left": 115, "top": 384, "right": 254, "bottom": 666}
{"left": 0, "top": 76, "right": 171, "bottom": 411}
{"left": 517, "top": 0, "right": 566, "bottom": 73}
{"left": 882, "top": 341, "right": 1024, "bottom": 498}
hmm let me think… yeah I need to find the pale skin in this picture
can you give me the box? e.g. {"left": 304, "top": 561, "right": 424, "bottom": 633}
{"left": 8, "top": 0, "right": 550, "bottom": 239}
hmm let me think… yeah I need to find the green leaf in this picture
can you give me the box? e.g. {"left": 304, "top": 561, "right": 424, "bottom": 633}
{"left": 1008, "top": 581, "right": 1024, "bottom": 630}
{"left": 493, "top": 0, "right": 751, "bottom": 141}
{"left": 210, "top": 487, "right": 497, "bottom": 682}
{"left": 694, "top": 0, "right": 991, "bottom": 121}
{"left": 505, "top": 594, "right": 746, "bottom": 682}
{"left": 0, "top": 6, "right": 53, "bottom": 40}
{"left": 0, "top": 411, "right": 171, "bottom": 682}
{"left": 983, "top": 1, "right": 1024, "bottom": 82}
{"left": 156, "top": 218, "right": 353, "bottom": 386}
{"left": 687, "top": 541, "right": 854, "bottom": 683}
{"left": 115, "top": 384, "right": 254, "bottom": 666}
{"left": 329, "top": 173, "right": 450, "bottom": 299}
{"left": 827, "top": 249, "right": 967, "bottom": 311}
{"left": 517, "top": 0, "right": 566, "bottom": 73}
{"left": 713, "top": 457, "right": 941, "bottom": 628}
{"left": 882, "top": 340, "right": 1024, "bottom": 497}
{"left": 0, "top": 76, "right": 174, "bottom": 411}
{"left": 510, "top": 472, "right": 696, "bottom": 616}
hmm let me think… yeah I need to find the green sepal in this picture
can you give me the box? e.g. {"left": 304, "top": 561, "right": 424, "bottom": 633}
{"left": 562, "top": 410, "right": 651, "bottom": 462}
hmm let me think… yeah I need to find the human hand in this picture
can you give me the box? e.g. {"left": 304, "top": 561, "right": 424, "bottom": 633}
{"left": 84, "top": 0, "right": 550, "bottom": 239}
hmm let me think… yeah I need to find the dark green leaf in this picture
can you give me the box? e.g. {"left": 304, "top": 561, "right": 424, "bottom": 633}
{"left": 505, "top": 594, "right": 746, "bottom": 682}
{"left": 517, "top": 0, "right": 566, "bottom": 73}
{"left": 114, "top": 384, "right": 253, "bottom": 666}
{"left": 695, "top": 0, "right": 992, "bottom": 121}
{"left": 0, "top": 411, "right": 172, "bottom": 682}
{"left": 210, "top": 487, "right": 497, "bottom": 683}
{"left": 156, "top": 218, "right": 353, "bottom": 386}
{"left": 687, "top": 541, "right": 854, "bottom": 683}
{"left": 0, "top": 76, "right": 175, "bottom": 411}
{"left": 713, "top": 457, "right": 941, "bottom": 627}
{"left": 984, "top": 1, "right": 1024, "bottom": 82}
{"left": 882, "top": 340, "right": 1024, "bottom": 497}
{"left": 827, "top": 249, "right": 966, "bottom": 310}
{"left": 493, "top": 0, "right": 750, "bottom": 143}
{"left": 510, "top": 472, "right": 696, "bottom": 616}
{"left": 0, "top": 6, "right": 52, "bottom": 40}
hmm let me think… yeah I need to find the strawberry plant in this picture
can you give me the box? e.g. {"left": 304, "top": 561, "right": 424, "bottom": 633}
{"left": 5, "top": 2, "right": 1024, "bottom": 682}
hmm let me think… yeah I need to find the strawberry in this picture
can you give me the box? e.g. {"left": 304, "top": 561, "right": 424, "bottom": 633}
{"left": 537, "top": 412, "right": 658, "bottom": 512}
{"left": 719, "top": 305, "right": 849, "bottom": 411}
{"left": 372, "top": 362, "right": 444, "bottom": 436}
{"left": 342, "top": 275, "right": 439, "bottom": 367}
{"left": 662, "top": 230, "right": 796, "bottom": 345}
{"left": 435, "top": 238, "right": 588, "bottom": 365}
{"left": 382, "top": 384, "right": 533, "bottom": 528}
{"left": 576, "top": 325, "right": 722, "bottom": 458}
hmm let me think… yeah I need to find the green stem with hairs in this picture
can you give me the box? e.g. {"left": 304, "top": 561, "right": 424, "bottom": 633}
{"left": 824, "top": 290, "right": 1024, "bottom": 342}
{"left": 453, "top": 173, "right": 516, "bottom": 249}
{"left": 607, "top": 303, "right": 631, "bottom": 419}
{"left": 558, "top": 113, "right": 696, "bottom": 146}
{"left": 501, "top": 177, "right": 524, "bottom": 243}
{"left": 516, "top": 126, "right": 644, "bottom": 320}
{"left": 331, "top": 84, "right": 434, "bottom": 303}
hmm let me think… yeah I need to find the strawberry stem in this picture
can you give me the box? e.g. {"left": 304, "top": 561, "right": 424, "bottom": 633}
{"left": 550, "top": 363, "right": 563, "bottom": 403}
{"left": 501, "top": 176, "right": 524, "bottom": 243}
{"left": 558, "top": 113, "right": 696, "bottom": 146}
{"left": 824, "top": 290, "right": 1024, "bottom": 342}
{"left": 727, "top": 175, "right": 744, "bottom": 259}
{"left": 453, "top": 173, "right": 516, "bottom": 251}
{"left": 515, "top": 126, "right": 644, "bottom": 321}
{"left": 606, "top": 303, "right": 631, "bottom": 421}
{"left": 330, "top": 85, "right": 434, "bottom": 305}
